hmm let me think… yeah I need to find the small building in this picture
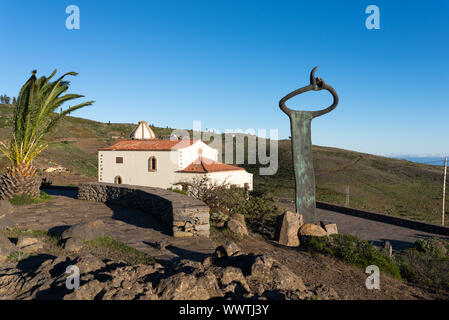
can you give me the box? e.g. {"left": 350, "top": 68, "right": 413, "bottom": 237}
{"left": 98, "top": 121, "right": 253, "bottom": 190}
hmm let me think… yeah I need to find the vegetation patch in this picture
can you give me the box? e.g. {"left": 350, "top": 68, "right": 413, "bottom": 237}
{"left": 2, "top": 227, "right": 62, "bottom": 246}
{"left": 9, "top": 190, "right": 51, "bottom": 206}
{"left": 84, "top": 236, "right": 156, "bottom": 265}
{"left": 167, "top": 187, "right": 189, "bottom": 196}
{"left": 7, "top": 251, "right": 29, "bottom": 262}
{"left": 302, "top": 234, "right": 449, "bottom": 294}
{"left": 395, "top": 238, "right": 449, "bottom": 294}
{"left": 301, "top": 234, "right": 402, "bottom": 279}
{"left": 180, "top": 176, "right": 283, "bottom": 239}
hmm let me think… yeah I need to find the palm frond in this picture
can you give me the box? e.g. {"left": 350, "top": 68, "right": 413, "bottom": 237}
{"left": 0, "top": 69, "right": 94, "bottom": 166}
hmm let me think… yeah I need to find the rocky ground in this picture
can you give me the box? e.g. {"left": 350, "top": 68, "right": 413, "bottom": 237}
{"left": 0, "top": 198, "right": 441, "bottom": 300}
{"left": 234, "top": 233, "right": 437, "bottom": 300}
{"left": 0, "top": 236, "right": 340, "bottom": 300}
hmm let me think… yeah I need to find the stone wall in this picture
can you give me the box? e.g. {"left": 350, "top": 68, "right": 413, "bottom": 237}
{"left": 78, "top": 183, "right": 210, "bottom": 238}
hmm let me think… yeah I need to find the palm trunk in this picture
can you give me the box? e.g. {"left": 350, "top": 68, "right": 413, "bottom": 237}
{"left": 0, "top": 163, "right": 41, "bottom": 200}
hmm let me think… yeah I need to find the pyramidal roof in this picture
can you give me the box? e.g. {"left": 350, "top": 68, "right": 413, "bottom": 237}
{"left": 130, "top": 121, "right": 156, "bottom": 140}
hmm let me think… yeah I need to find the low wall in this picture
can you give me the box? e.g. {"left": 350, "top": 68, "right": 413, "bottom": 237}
{"left": 78, "top": 183, "right": 210, "bottom": 238}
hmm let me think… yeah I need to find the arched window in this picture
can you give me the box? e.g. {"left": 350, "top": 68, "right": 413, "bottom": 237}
{"left": 114, "top": 176, "right": 122, "bottom": 184}
{"left": 148, "top": 156, "right": 157, "bottom": 172}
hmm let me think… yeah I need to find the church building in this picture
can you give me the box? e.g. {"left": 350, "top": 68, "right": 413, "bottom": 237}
{"left": 98, "top": 121, "right": 253, "bottom": 190}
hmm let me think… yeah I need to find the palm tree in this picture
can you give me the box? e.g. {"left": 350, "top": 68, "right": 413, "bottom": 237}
{"left": 0, "top": 70, "right": 94, "bottom": 199}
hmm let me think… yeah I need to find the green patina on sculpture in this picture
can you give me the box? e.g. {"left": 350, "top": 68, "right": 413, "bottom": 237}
{"left": 279, "top": 67, "right": 339, "bottom": 223}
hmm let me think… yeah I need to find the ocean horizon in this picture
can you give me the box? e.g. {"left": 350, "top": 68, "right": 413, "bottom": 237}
{"left": 393, "top": 156, "right": 447, "bottom": 166}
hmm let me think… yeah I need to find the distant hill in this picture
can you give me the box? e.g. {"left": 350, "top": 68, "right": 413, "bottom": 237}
{"left": 0, "top": 103, "right": 445, "bottom": 224}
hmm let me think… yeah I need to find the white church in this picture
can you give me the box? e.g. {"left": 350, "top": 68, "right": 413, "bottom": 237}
{"left": 98, "top": 121, "right": 253, "bottom": 190}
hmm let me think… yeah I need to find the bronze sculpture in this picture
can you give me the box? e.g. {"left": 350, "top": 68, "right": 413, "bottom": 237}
{"left": 279, "top": 67, "right": 339, "bottom": 223}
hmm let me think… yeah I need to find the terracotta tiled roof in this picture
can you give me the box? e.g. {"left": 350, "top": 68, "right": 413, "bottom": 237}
{"left": 99, "top": 139, "right": 195, "bottom": 151}
{"left": 179, "top": 157, "right": 245, "bottom": 173}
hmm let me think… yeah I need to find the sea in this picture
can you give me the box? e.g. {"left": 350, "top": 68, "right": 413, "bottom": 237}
{"left": 393, "top": 157, "right": 447, "bottom": 166}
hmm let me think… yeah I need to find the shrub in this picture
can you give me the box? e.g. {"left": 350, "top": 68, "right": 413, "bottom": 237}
{"left": 395, "top": 238, "right": 449, "bottom": 293}
{"left": 301, "top": 234, "right": 402, "bottom": 279}
{"left": 178, "top": 176, "right": 283, "bottom": 239}
{"left": 414, "top": 238, "right": 448, "bottom": 257}
{"left": 243, "top": 192, "right": 283, "bottom": 239}
{"left": 210, "top": 212, "right": 229, "bottom": 223}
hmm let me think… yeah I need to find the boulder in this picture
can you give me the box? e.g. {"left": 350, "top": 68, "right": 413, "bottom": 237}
{"left": 202, "top": 256, "right": 213, "bottom": 268}
{"left": 64, "top": 280, "right": 104, "bottom": 300}
{"left": 0, "top": 234, "right": 16, "bottom": 262}
{"left": 154, "top": 240, "right": 168, "bottom": 250}
{"left": 0, "top": 200, "right": 15, "bottom": 231}
{"left": 64, "top": 237, "right": 84, "bottom": 252}
{"left": 232, "top": 213, "right": 246, "bottom": 225}
{"left": 299, "top": 223, "right": 328, "bottom": 238}
{"left": 62, "top": 219, "right": 106, "bottom": 251}
{"left": 320, "top": 221, "right": 338, "bottom": 235}
{"left": 248, "top": 255, "right": 306, "bottom": 292}
{"left": 277, "top": 211, "right": 303, "bottom": 246}
{"left": 226, "top": 214, "right": 249, "bottom": 237}
{"left": 0, "top": 200, "right": 13, "bottom": 215}
{"left": 249, "top": 255, "right": 275, "bottom": 280}
{"left": 214, "top": 242, "right": 242, "bottom": 258}
{"left": 156, "top": 272, "right": 223, "bottom": 300}
{"left": 220, "top": 266, "right": 250, "bottom": 293}
{"left": 74, "top": 254, "right": 106, "bottom": 273}
{"left": 16, "top": 236, "right": 44, "bottom": 253}
{"left": 62, "top": 219, "right": 106, "bottom": 241}
{"left": 0, "top": 215, "right": 15, "bottom": 230}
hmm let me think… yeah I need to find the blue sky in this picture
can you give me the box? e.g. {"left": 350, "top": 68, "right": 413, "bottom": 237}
{"left": 0, "top": 0, "right": 448, "bottom": 156}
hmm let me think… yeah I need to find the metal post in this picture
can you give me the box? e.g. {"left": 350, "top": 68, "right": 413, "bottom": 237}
{"left": 442, "top": 158, "right": 447, "bottom": 226}
{"left": 346, "top": 185, "right": 350, "bottom": 207}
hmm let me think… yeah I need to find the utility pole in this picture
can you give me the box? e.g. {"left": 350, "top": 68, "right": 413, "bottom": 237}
{"left": 442, "top": 158, "right": 447, "bottom": 226}
{"left": 346, "top": 185, "right": 350, "bottom": 207}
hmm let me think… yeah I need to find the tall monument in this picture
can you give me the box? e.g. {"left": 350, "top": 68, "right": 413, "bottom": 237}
{"left": 279, "top": 67, "right": 339, "bottom": 223}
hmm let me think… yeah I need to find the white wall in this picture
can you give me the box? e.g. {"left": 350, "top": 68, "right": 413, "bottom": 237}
{"left": 178, "top": 141, "right": 218, "bottom": 170}
{"left": 208, "top": 170, "right": 253, "bottom": 190}
{"left": 99, "top": 150, "right": 180, "bottom": 189}
{"left": 98, "top": 141, "right": 252, "bottom": 190}
{"left": 177, "top": 170, "right": 253, "bottom": 190}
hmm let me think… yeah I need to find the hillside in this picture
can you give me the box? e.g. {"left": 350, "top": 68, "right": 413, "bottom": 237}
{"left": 0, "top": 103, "right": 445, "bottom": 224}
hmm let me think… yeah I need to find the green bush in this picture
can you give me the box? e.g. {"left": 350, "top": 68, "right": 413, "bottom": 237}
{"left": 241, "top": 191, "right": 283, "bottom": 239}
{"left": 180, "top": 175, "right": 283, "bottom": 239}
{"left": 414, "top": 238, "right": 448, "bottom": 257}
{"left": 395, "top": 238, "right": 449, "bottom": 293}
{"left": 199, "top": 185, "right": 282, "bottom": 238}
{"left": 302, "top": 234, "right": 402, "bottom": 279}
{"left": 210, "top": 212, "right": 229, "bottom": 223}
